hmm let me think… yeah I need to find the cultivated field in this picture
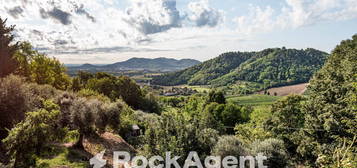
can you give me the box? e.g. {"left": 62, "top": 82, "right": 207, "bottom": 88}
{"left": 227, "top": 94, "right": 282, "bottom": 106}
{"left": 258, "top": 83, "right": 308, "bottom": 96}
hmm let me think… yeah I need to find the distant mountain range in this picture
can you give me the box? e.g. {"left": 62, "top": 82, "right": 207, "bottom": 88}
{"left": 67, "top": 57, "right": 201, "bottom": 73}
{"left": 152, "top": 48, "right": 329, "bottom": 88}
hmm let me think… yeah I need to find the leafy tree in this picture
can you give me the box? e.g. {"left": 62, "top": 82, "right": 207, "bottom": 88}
{"left": 140, "top": 111, "right": 219, "bottom": 163}
{"left": 250, "top": 138, "right": 289, "bottom": 168}
{"left": 265, "top": 95, "right": 306, "bottom": 157}
{"left": 140, "top": 93, "right": 161, "bottom": 114}
{"left": 69, "top": 98, "right": 95, "bottom": 149}
{"left": 203, "top": 102, "right": 251, "bottom": 133}
{"left": 235, "top": 106, "right": 273, "bottom": 144}
{"left": 0, "top": 75, "right": 28, "bottom": 139}
{"left": 207, "top": 90, "right": 226, "bottom": 104}
{"left": 297, "top": 35, "right": 357, "bottom": 165}
{"left": 14, "top": 42, "right": 70, "bottom": 90}
{"left": 0, "top": 18, "right": 19, "bottom": 78}
{"left": 77, "top": 72, "right": 148, "bottom": 110}
{"left": 211, "top": 135, "right": 248, "bottom": 158}
{"left": 2, "top": 100, "right": 66, "bottom": 167}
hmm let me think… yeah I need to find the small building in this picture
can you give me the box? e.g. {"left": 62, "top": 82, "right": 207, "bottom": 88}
{"left": 164, "top": 92, "right": 178, "bottom": 96}
{"left": 130, "top": 124, "right": 141, "bottom": 137}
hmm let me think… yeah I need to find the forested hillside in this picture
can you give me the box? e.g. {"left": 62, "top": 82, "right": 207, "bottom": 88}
{"left": 152, "top": 48, "right": 328, "bottom": 88}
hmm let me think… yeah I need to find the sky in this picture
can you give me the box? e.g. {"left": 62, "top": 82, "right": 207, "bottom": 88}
{"left": 0, "top": 0, "right": 356, "bottom": 64}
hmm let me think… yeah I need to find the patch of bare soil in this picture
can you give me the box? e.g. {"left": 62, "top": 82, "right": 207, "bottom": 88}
{"left": 83, "top": 132, "right": 136, "bottom": 167}
{"left": 258, "top": 83, "right": 308, "bottom": 96}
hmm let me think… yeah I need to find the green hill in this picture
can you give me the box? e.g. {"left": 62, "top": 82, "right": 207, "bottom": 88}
{"left": 152, "top": 48, "right": 328, "bottom": 89}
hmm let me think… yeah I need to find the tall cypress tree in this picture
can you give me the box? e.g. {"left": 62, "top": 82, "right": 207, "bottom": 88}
{"left": 0, "top": 18, "right": 19, "bottom": 77}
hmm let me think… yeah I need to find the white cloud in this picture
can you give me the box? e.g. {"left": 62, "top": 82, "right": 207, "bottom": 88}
{"left": 124, "top": 0, "right": 182, "bottom": 35}
{"left": 234, "top": 0, "right": 357, "bottom": 34}
{"left": 234, "top": 5, "right": 275, "bottom": 34}
{"left": 0, "top": 0, "right": 224, "bottom": 56}
{"left": 188, "top": 0, "right": 223, "bottom": 27}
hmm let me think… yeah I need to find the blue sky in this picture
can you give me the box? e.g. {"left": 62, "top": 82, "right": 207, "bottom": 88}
{"left": 0, "top": 0, "right": 356, "bottom": 64}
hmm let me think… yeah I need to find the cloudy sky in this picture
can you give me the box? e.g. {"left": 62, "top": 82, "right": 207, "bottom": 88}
{"left": 1, "top": 0, "right": 356, "bottom": 64}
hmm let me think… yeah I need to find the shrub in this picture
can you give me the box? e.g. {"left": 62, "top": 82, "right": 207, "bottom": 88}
{"left": 77, "top": 88, "right": 110, "bottom": 102}
{"left": 211, "top": 135, "right": 248, "bottom": 157}
{"left": 2, "top": 100, "right": 66, "bottom": 167}
{"left": 250, "top": 138, "right": 289, "bottom": 167}
{"left": 0, "top": 75, "right": 29, "bottom": 139}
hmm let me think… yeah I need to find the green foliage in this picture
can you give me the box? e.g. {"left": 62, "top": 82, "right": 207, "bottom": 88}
{"left": 250, "top": 138, "right": 289, "bottom": 168}
{"left": 296, "top": 35, "right": 357, "bottom": 165}
{"left": 75, "top": 71, "right": 154, "bottom": 111}
{"left": 2, "top": 100, "right": 67, "bottom": 167}
{"left": 0, "top": 75, "right": 60, "bottom": 139}
{"left": 211, "top": 135, "right": 248, "bottom": 158}
{"left": 203, "top": 101, "right": 252, "bottom": 133}
{"left": 235, "top": 106, "right": 273, "bottom": 144}
{"left": 140, "top": 93, "right": 161, "bottom": 114}
{"left": 0, "top": 75, "right": 29, "bottom": 139}
{"left": 265, "top": 95, "right": 306, "bottom": 157}
{"left": 0, "top": 18, "right": 19, "bottom": 78}
{"left": 207, "top": 90, "right": 226, "bottom": 104}
{"left": 153, "top": 48, "right": 328, "bottom": 91}
{"left": 153, "top": 52, "right": 253, "bottom": 86}
{"left": 139, "top": 111, "right": 219, "bottom": 162}
{"left": 35, "top": 146, "right": 89, "bottom": 168}
{"left": 77, "top": 88, "right": 111, "bottom": 102}
{"left": 227, "top": 94, "right": 281, "bottom": 106}
{"left": 14, "top": 42, "right": 71, "bottom": 90}
{"left": 159, "top": 96, "right": 185, "bottom": 108}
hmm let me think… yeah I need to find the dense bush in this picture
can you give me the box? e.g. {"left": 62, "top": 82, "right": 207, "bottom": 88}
{"left": 207, "top": 90, "right": 226, "bottom": 104}
{"left": 211, "top": 135, "right": 248, "bottom": 157}
{"left": 250, "top": 138, "right": 289, "bottom": 167}
{"left": 296, "top": 35, "right": 357, "bottom": 166}
{"left": 0, "top": 75, "right": 59, "bottom": 139}
{"left": 0, "top": 75, "right": 29, "bottom": 139}
{"left": 2, "top": 100, "right": 67, "bottom": 167}
{"left": 265, "top": 95, "right": 306, "bottom": 158}
{"left": 139, "top": 111, "right": 220, "bottom": 163}
{"left": 74, "top": 71, "right": 160, "bottom": 113}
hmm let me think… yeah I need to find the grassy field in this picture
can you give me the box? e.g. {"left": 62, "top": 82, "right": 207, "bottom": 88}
{"left": 227, "top": 94, "right": 282, "bottom": 106}
{"left": 36, "top": 146, "right": 89, "bottom": 168}
{"left": 160, "top": 85, "right": 211, "bottom": 93}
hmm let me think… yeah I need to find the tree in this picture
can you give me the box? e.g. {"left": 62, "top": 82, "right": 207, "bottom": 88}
{"left": 79, "top": 72, "right": 146, "bottom": 110}
{"left": 0, "top": 75, "right": 60, "bottom": 140}
{"left": 266, "top": 95, "right": 306, "bottom": 157}
{"left": 0, "top": 76, "right": 28, "bottom": 140}
{"left": 211, "top": 135, "right": 248, "bottom": 158}
{"left": 0, "top": 18, "right": 19, "bottom": 78}
{"left": 69, "top": 98, "right": 96, "bottom": 149}
{"left": 297, "top": 35, "right": 357, "bottom": 165}
{"left": 13, "top": 42, "right": 70, "bottom": 90}
{"left": 28, "top": 52, "right": 70, "bottom": 90}
{"left": 207, "top": 90, "right": 226, "bottom": 104}
{"left": 250, "top": 138, "right": 289, "bottom": 167}
{"left": 140, "top": 111, "right": 219, "bottom": 163}
{"left": 2, "top": 100, "right": 66, "bottom": 167}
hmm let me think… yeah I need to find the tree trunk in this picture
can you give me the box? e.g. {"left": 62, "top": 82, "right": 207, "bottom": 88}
{"left": 74, "top": 133, "right": 84, "bottom": 149}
